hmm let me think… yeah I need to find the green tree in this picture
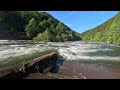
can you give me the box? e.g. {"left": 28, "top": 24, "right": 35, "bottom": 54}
{"left": 25, "top": 18, "right": 39, "bottom": 38}
{"left": 35, "top": 33, "right": 45, "bottom": 41}
{"left": 56, "top": 35, "right": 63, "bottom": 42}
{"left": 35, "top": 28, "right": 53, "bottom": 42}
{"left": 56, "top": 22, "right": 67, "bottom": 33}
{"left": 93, "top": 32, "right": 102, "bottom": 41}
{"left": 43, "top": 28, "right": 53, "bottom": 41}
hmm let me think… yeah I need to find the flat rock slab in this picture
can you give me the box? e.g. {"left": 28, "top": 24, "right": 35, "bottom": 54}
{"left": 0, "top": 52, "right": 57, "bottom": 79}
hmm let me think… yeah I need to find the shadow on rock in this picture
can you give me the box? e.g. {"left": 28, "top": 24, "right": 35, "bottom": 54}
{"left": 50, "top": 58, "right": 64, "bottom": 73}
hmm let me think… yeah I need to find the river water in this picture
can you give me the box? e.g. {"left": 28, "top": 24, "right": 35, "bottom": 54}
{"left": 0, "top": 40, "right": 120, "bottom": 79}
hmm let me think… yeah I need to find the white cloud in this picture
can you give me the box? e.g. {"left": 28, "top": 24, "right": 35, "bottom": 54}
{"left": 62, "top": 11, "right": 77, "bottom": 20}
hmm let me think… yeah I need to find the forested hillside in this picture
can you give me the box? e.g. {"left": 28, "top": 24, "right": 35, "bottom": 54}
{"left": 0, "top": 11, "right": 81, "bottom": 41}
{"left": 81, "top": 12, "right": 120, "bottom": 46}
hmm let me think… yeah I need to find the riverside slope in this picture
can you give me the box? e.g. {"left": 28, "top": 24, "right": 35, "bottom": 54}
{"left": 81, "top": 12, "right": 120, "bottom": 46}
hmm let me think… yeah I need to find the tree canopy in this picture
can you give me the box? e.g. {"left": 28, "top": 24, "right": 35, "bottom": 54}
{"left": 0, "top": 11, "right": 81, "bottom": 41}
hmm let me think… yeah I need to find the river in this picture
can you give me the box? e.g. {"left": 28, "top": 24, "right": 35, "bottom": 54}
{"left": 0, "top": 40, "right": 120, "bottom": 79}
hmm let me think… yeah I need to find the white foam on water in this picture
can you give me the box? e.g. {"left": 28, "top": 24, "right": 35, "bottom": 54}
{"left": 0, "top": 43, "right": 57, "bottom": 61}
{"left": 0, "top": 41, "right": 120, "bottom": 62}
{"left": 0, "top": 47, "right": 32, "bottom": 59}
{"left": 58, "top": 42, "right": 120, "bottom": 61}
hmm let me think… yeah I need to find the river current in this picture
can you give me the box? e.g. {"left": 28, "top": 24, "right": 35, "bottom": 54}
{"left": 0, "top": 40, "right": 120, "bottom": 79}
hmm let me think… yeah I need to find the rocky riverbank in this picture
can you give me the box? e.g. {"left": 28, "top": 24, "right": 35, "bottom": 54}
{"left": 24, "top": 60, "right": 120, "bottom": 79}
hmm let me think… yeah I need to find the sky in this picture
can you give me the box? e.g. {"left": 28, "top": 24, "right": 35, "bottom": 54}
{"left": 46, "top": 11, "right": 118, "bottom": 33}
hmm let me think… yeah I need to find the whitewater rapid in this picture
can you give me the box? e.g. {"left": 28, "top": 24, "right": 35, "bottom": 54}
{"left": 0, "top": 40, "right": 120, "bottom": 62}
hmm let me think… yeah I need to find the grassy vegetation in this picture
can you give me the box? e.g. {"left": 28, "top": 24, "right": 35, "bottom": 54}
{"left": 0, "top": 49, "right": 57, "bottom": 71}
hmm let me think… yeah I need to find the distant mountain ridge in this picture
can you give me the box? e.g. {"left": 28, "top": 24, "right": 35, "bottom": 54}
{"left": 81, "top": 12, "right": 120, "bottom": 46}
